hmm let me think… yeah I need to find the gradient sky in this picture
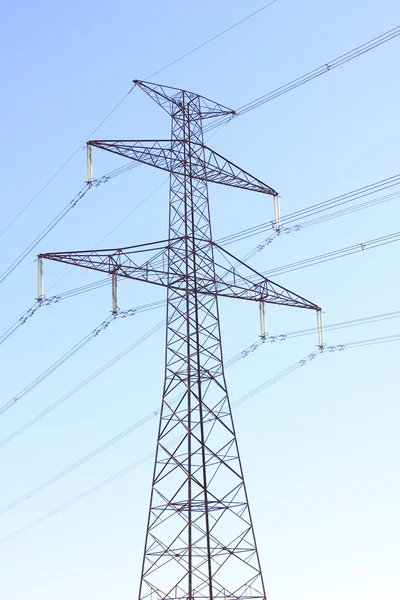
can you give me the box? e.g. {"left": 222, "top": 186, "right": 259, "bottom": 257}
{"left": 0, "top": 1, "right": 399, "bottom": 599}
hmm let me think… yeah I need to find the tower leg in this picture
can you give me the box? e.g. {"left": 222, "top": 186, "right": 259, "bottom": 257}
{"left": 138, "top": 88, "right": 266, "bottom": 600}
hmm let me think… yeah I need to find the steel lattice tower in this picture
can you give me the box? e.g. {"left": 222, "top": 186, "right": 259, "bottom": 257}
{"left": 39, "top": 81, "right": 322, "bottom": 600}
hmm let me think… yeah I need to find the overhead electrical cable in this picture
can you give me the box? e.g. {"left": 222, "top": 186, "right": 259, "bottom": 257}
{"left": 0, "top": 1, "right": 278, "bottom": 241}
{"left": 43, "top": 179, "right": 169, "bottom": 296}
{"left": 1, "top": 16, "right": 399, "bottom": 550}
{"left": 0, "top": 161, "right": 147, "bottom": 288}
{"left": 0, "top": 184, "right": 91, "bottom": 285}
{"left": 0, "top": 302, "right": 43, "bottom": 347}
{"left": 0, "top": 290, "right": 94, "bottom": 347}
{"left": 0, "top": 282, "right": 165, "bottom": 347}
{"left": 1, "top": 308, "right": 399, "bottom": 515}
{"left": 3, "top": 218, "right": 395, "bottom": 352}
{"left": 0, "top": 410, "right": 162, "bottom": 517}
{"left": 0, "top": 448, "right": 163, "bottom": 545}
{"left": 3, "top": 18, "right": 397, "bottom": 250}
{"left": 341, "top": 334, "right": 400, "bottom": 349}
{"left": 204, "top": 25, "right": 400, "bottom": 132}
{"left": 108, "top": 227, "right": 400, "bottom": 287}
{"left": 0, "top": 308, "right": 145, "bottom": 417}
{"left": 0, "top": 218, "right": 400, "bottom": 415}
{"left": 241, "top": 189, "right": 400, "bottom": 262}
{"left": 2, "top": 331, "right": 399, "bottom": 545}
{"left": 228, "top": 310, "right": 400, "bottom": 362}
{"left": 146, "top": 1, "right": 277, "bottom": 79}
{"left": 0, "top": 174, "right": 383, "bottom": 346}
{"left": 40, "top": 118, "right": 240, "bottom": 297}
{"left": 0, "top": 152, "right": 158, "bottom": 289}
{"left": 107, "top": 24, "right": 400, "bottom": 180}
{"left": 0, "top": 347, "right": 319, "bottom": 541}
{"left": 277, "top": 174, "right": 400, "bottom": 226}
{"left": 261, "top": 231, "right": 400, "bottom": 278}
{"left": 0, "top": 123, "right": 219, "bottom": 291}
{"left": 0, "top": 315, "right": 117, "bottom": 416}
{"left": 0, "top": 321, "right": 165, "bottom": 449}
{"left": 3, "top": 24, "right": 399, "bottom": 289}
{"left": 217, "top": 173, "right": 400, "bottom": 247}
{"left": 0, "top": 90, "right": 134, "bottom": 241}
{"left": 229, "top": 333, "right": 400, "bottom": 405}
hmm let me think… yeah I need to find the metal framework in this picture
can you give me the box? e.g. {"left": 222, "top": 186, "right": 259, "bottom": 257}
{"left": 39, "top": 80, "right": 321, "bottom": 600}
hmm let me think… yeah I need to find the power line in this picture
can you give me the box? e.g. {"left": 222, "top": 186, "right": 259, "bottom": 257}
{"left": 0, "top": 449, "right": 157, "bottom": 545}
{"left": 0, "top": 116, "right": 226, "bottom": 291}
{"left": 3, "top": 306, "right": 398, "bottom": 450}
{"left": 237, "top": 26, "right": 400, "bottom": 115}
{"left": 229, "top": 310, "right": 400, "bottom": 361}
{"left": 0, "top": 321, "right": 165, "bottom": 449}
{"left": 341, "top": 334, "right": 400, "bottom": 349}
{"left": 1, "top": 18, "right": 398, "bottom": 558}
{"left": 91, "top": 169, "right": 400, "bottom": 275}
{"left": 146, "top": 1, "right": 277, "bottom": 79}
{"left": 0, "top": 347, "right": 319, "bottom": 544}
{"left": 0, "top": 411, "right": 159, "bottom": 517}
{"left": 0, "top": 314, "right": 116, "bottom": 416}
{"left": 0, "top": 308, "right": 144, "bottom": 417}
{"left": 3, "top": 23, "right": 399, "bottom": 290}
{"left": 0, "top": 184, "right": 91, "bottom": 285}
{"left": 218, "top": 173, "right": 400, "bottom": 246}
{"left": 261, "top": 231, "right": 400, "bottom": 278}
{"left": 4, "top": 215, "right": 393, "bottom": 356}
{"left": 231, "top": 333, "right": 400, "bottom": 404}
{"left": 0, "top": 269, "right": 164, "bottom": 347}
{"left": 102, "top": 227, "right": 400, "bottom": 289}
{"left": 0, "top": 302, "right": 42, "bottom": 347}
{"left": 279, "top": 174, "right": 400, "bottom": 226}
{"left": 0, "top": 22, "right": 397, "bottom": 517}
{"left": 43, "top": 179, "right": 169, "bottom": 296}
{"left": 0, "top": 158, "right": 157, "bottom": 289}
{"left": 2, "top": 307, "right": 399, "bottom": 514}
{"left": 2, "top": 331, "right": 399, "bottom": 545}
{"left": 217, "top": 230, "right": 400, "bottom": 284}
{"left": 0, "top": 1, "right": 278, "bottom": 242}
{"left": 2, "top": 168, "right": 396, "bottom": 347}
{"left": 0, "top": 160, "right": 143, "bottom": 288}
{"left": 2, "top": 222, "right": 396, "bottom": 421}
{"left": 204, "top": 25, "right": 400, "bottom": 132}
{"left": 39, "top": 119, "right": 250, "bottom": 297}
{"left": 241, "top": 188, "right": 400, "bottom": 262}
{"left": 3, "top": 19, "right": 398, "bottom": 251}
{"left": 77, "top": 24, "right": 400, "bottom": 198}
{"left": 0, "top": 90, "right": 134, "bottom": 241}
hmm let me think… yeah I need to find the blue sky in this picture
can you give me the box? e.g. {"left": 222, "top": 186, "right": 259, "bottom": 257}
{"left": 0, "top": 1, "right": 399, "bottom": 599}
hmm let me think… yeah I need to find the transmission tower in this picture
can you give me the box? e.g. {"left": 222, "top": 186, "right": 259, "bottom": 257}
{"left": 38, "top": 80, "right": 322, "bottom": 600}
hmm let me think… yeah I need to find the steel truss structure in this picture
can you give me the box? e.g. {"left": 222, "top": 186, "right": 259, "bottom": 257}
{"left": 39, "top": 80, "right": 321, "bottom": 600}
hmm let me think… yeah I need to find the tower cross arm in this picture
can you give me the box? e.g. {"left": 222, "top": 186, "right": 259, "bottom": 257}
{"left": 38, "top": 239, "right": 173, "bottom": 289}
{"left": 89, "top": 140, "right": 277, "bottom": 195}
{"left": 133, "top": 79, "right": 236, "bottom": 120}
{"left": 39, "top": 237, "right": 320, "bottom": 312}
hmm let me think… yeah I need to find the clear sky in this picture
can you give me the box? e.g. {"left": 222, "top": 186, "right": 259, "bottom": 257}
{"left": 0, "top": 1, "right": 399, "bottom": 599}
